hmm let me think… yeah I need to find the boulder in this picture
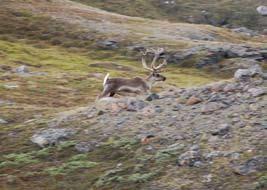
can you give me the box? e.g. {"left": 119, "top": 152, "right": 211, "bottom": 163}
{"left": 233, "top": 156, "right": 267, "bottom": 175}
{"left": 146, "top": 93, "right": 160, "bottom": 101}
{"left": 31, "top": 128, "right": 76, "bottom": 148}
{"left": 97, "top": 40, "right": 118, "bottom": 50}
{"left": 0, "top": 118, "right": 8, "bottom": 124}
{"left": 234, "top": 64, "right": 263, "bottom": 80}
{"left": 211, "top": 124, "right": 231, "bottom": 136}
{"left": 96, "top": 97, "right": 148, "bottom": 113}
{"left": 257, "top": 6, "right": 267, "bottom": 16}
{"left": 201, "top": 102, "right": 224, "bottom": 113}
{"left": 75, "top": 141, "right": 96, "bottom": 153}
{"left": 231, "top": 27, "right": 258, "bottom": 37}
{"left": 208, "top": 81, "right": 227, "bottom": 92}
{"left": 223, "top": 83, "right": 238, "bottom": 92}
{"left": 186, "top": 96, "right": 202, "bottom": 105}
{"left": 177, "top": 148, "right": 203, "bottom": 167}
{"left": 13, "top": 65, "right": 29, "bottom": 74}
{"left": 248, "top": 88, "right": 266, "bottom": 97}
{"left": 4, "top": 84, "right": 19, "bottom": 89}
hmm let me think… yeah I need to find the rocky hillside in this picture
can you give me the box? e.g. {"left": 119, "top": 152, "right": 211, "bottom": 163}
{"left": 74, "top": 0, "right": 267, "bottom": 30}
{"left": 1, "top": 0, "right": 266, "bottom": 72}
{"left": 0, "top": 0, "right": 266, "bottom": 190}
{"left": 1, "top": 60, "right": 267, "bottom": 190}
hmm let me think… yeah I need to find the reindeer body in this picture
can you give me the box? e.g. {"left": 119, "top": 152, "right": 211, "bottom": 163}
{"left": 99, "top": 76, "right": 150, "bottom": 98}
{"left": 98, "top": 48, "right": 167, "bottom": 99}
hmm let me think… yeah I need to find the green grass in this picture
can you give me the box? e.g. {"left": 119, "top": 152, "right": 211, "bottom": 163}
{"left": 0, "top": 153, "right": 39, "bottom": 168}
{"left": 45, "top": 160, "right": 98, "bottom": 176}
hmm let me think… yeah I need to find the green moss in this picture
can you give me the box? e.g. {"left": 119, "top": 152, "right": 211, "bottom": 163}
{"left": 102, "top": 137, "right": 139, "bottom": 149}
{"left": 155, "top": 143, "right": 185, "bottom": 163}
{"left": 127, "top": 172, "right": 155, "bottom": 183}
{"left": 45, "top": 160, "right": 98, "bottom": 176}
{"left": 255, "top": 175, "right": 267, "bottom": 190}
{"left": 34, "top": 148, "right": 51, "bottom": 158}
{"left": 57, "top": 141, "right": 77, "bottom": 151}
{"left": 95, "top": 169, "right": 124, "bottom": 187}
{"left": 68, "top": 154, "right": 88, "bottom": 161}
{"left": 0, "top": 153, "right": 39, "bottom": 168}
{"left": 44, "top": 153, "right": 97, "bottom": 176}
{"left": 96, "top": 168, "right": 157, "bottom": 187}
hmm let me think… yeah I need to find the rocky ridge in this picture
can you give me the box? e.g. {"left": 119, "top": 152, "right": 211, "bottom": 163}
{"left": 29, "top": 64, "right": 267, "bottom": 189}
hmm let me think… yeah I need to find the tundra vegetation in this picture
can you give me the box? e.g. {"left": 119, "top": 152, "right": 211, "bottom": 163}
{"left": 0, "top": 0, "right": 266, "bottom": 190}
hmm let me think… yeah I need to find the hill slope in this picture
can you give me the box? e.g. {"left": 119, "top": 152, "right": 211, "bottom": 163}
{"left": 0, "top": 0, "right": 266, "bottom": 190}
{"left": 73, "top": 0, "right": 267, "bottom": 30}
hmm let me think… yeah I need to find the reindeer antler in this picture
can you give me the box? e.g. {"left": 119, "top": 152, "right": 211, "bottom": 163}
{"left": 141, "top": 48, "right": 167, "bottom": 71}
{"left": 141, "top": 49, "right": 154, "bottom": 71}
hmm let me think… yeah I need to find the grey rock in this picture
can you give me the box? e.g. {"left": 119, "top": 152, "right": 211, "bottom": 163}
{"left": 14, "top": 65, "right": 29, "bottom": 74}
{"left": 75, "top": 142, "right": 95, "bottom": 153}
{"left": 234, "top": 69, "right": 251, "bottom": 80}
{"left": 249, "top": 64, "right": 263, "bottom": 76}
{"left": 204, "top": 151, "right": 224, "bottom": 160}
{"left": 204, "top": 151, "right": 240, "bottom": 161}
{"left": 190, "top": 144, "right": 200, "bottom": 151}
{"left": 0, "top": 99, "right": 15, "bottom": 106}
{"left": 248, "top": 88, "right": 266, "bottom": 97}
{"left": 126, "top": 99, "right": 148, "bottom": 112}
{"left": 211, "top": 124, "right": 231, "bottom": 136}
{"left": 172, "top": 104, "right": 182, "bottom": 111}
{"left": 257, "top": 6, "right": 267, "bottom": 16}
{"left": 233, "top": 156, "right": 267, "bottom": 175}
{"left": 146, "top": 93, "right": 160, "bottom": 101}
{"left": 97, "top": 40, "right": 118, "bottom": 49}
{"left": 96, "top": 97, "right": 148, "bottom": 112}
{"left": 4, "top": 84, "right": 19, "bottom": 89}
{"left": 234, "top": 64, "right": 263, "bottom": 80}
{"left": 0, "top": 118, "right": 8, "bottom": 124}
{"left": 201, "top": 102, "right": 224, "bottom": 113}
{"left": 229, "top": 152, "right": 241, "bottom": 160}
{"left": 223, "top": 83, "right": 238, "bottom": 92}
{"left": 31, "top": 128, "right": 76, "bottom": 148}
{"left": 177, "top": 149, "right": 202, "bottom": 167}
{"left": 231, "top": 27, "right": 258, "bottom": 37}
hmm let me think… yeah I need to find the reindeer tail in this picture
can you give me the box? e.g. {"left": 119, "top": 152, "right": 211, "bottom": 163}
{"left": 103, "top": 73, "right": 110, "bottom": 86}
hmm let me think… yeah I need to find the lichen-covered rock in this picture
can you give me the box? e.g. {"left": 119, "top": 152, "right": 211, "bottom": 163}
{"left": 233, "top": 156, "right": 267, "bottom": 175}
{"left": 31, "top": 128, "right": 76, "bottom": 148}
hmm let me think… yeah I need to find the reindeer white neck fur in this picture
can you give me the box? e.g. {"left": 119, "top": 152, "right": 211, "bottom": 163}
{"left": 98, "top": 48, "right": 167, "bottom": 99}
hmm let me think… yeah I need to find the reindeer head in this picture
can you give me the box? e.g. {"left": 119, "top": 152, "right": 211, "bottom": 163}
{"left": 141, "top": 48, "right": 167, "bottom": 83}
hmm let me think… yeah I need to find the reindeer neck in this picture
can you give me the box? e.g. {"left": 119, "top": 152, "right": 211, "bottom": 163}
{"left": 145, "top": 75, "right": 155, "bottom": 90}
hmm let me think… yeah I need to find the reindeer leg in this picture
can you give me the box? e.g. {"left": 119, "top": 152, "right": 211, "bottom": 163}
{"left": 109, "top": 92, "right": 115, "bottom": 97}
{"left": 98, "top": 86, "right": 113, "bottom": 99}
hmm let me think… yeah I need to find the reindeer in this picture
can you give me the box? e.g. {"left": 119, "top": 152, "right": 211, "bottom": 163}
{"left": 98, "top": 48, "right": 168, "bottom": 99}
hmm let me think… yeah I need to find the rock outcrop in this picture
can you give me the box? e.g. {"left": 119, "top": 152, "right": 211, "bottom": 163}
{"left": 257, "top": 6, "right": 267, "bottom": 16}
